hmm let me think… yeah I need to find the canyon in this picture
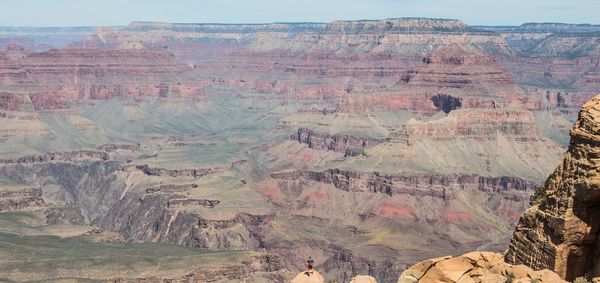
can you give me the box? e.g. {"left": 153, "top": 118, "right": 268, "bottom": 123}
{"left": 0, "top": 18, "right": 599, "bottom": 282}
{"left": 397, "top": 93, "right": 600, "bottom": 283}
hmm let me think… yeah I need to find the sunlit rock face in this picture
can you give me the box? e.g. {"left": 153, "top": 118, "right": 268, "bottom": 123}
{"left": 398, "top": 252, "right": 565, "bottom": 283}
{"left": 291, "top": 270, "right": 325, "bottom": 283}
{"left": 506, "top": 94, "right": 600, "bottom": 281}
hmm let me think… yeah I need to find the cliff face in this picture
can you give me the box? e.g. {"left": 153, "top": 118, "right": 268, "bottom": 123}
{"left": 272, "top": 169, "right": 535, "bottom": 199}
{"left": 402, "top": 44, "right": 518, "bottom": 94}
{"left": 506, "top": 94, "right": 600, "bottom": 280}
{"left": 0, "top": 47, "right": 200, "bottom": 110}
{"left": 323, "top": 18, "right": 468, "bottom": 33}
{"left": 99, "top": 193, "right": 274, "bottom": 250}
{"left": 291, "top": 128, "right": 385, "bottom": 154}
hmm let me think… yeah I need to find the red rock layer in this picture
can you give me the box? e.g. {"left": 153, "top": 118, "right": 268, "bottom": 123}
{"left": 396, "top": 109, "right": 541, "bottom": 141}
{"left": 0, "top": 47, "right": 209, "bottom": 110}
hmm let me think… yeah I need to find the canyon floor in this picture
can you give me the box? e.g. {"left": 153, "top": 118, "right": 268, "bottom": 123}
{"left": 0, "top": 19, "right": 599, "bottom": 282}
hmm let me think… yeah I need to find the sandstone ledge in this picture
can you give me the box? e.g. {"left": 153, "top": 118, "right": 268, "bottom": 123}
{"left": 398, "top": 252, "right": 565, "bottom": 283}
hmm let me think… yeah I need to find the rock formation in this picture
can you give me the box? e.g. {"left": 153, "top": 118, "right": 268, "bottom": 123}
{"left": 272, "top": 169, "right": 536, "bottom": 198}
{"left": 291, "top": 270, "right": 325, "bottom": 283}
{"left": 291, "top": 128, "right": 385, "bottom": 153}
{"left": 506, "top": 94, "right": 600, "bottom": 280}
{"left": 122, "top": 164, "right": 224, "bottom": 178}
{"left": 398, "top": 252, "right": 565, "bottom": 283}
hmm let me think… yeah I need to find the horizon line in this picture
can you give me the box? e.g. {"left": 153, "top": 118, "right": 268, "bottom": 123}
{"left": 0, "top": 17, "right": 599, "bottom": 29}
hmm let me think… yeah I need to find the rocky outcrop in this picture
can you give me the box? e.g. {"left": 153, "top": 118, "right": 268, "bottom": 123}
{"left": 291, "top": 270, "right": 325, "bottom": 283}
{"left": 505, "top": 94, "right": 600, "bottom": 280}
{"left": 398, "top": 252, "right": 565, "bottom": 283}
{"left": 272, "top": 169, "right": 536, "bottom": 197}
{"left": 145, "top": 183, "right": 199, "bottom": 194}
{"left": 291, "top": 128, "right": 385, "bottom": 153}
{"left": 100, "top": 193, "right": 274, "bottom": 250}
{"left": 166, "top": 198, "right": 220, "bottom": 208}
{"left": 122, "top": 164, "right": 224, "bottom": 178}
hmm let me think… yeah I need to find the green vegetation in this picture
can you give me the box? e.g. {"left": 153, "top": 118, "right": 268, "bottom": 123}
{"left": 531, "top": 172, "right": 555, "bottom": 206}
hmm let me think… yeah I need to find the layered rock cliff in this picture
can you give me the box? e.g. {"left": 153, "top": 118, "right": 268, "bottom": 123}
{"left": 506, "top": 94, "right": 600, "bottom": 280}
{"left": 323, "top": 18, "right": 468, "bottom": 34}
{"left": 272, "top": 169, "right": 535, "bottom": 199}
{"left": 0, "top": 47, "right": 201, "bottom": 110}
{"left": 1, "top": 17, "right": 599, "bottom": 282}
{"left": 291, "top": 128, "right": 385, "bottom": 154}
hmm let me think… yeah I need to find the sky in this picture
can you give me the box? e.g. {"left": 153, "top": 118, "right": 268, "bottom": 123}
{"left": 0, "top": 0, "right": 598, "bottom": 27}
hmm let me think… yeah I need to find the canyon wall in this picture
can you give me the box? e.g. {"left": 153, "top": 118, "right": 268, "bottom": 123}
{"left": 506, "top": 94, "right": 600, "bottom": 281}
{"left": 291, "top": 128, "right": 385, "bottom": 153}
{"left": 1, "top": 17, "right": 599, "bottom": 282}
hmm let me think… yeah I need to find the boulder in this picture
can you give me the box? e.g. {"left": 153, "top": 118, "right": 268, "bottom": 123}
{"left": 291, "top": 270, "right": 325, "bottom": 283}
{"left": 398, "top": 252, "right": 566, "bottom": 283}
